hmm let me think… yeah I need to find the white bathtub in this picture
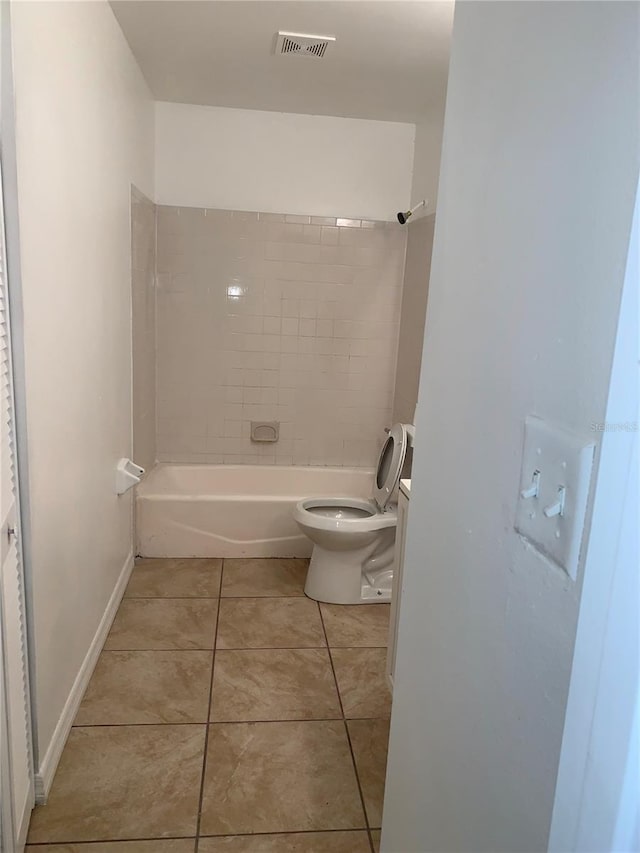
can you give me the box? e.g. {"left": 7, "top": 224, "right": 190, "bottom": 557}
{"left": 136, "top": 463, "right": 374, "bottom": 558}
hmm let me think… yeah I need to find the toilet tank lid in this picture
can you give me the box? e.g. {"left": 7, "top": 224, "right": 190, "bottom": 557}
{"left": 372, "top": 423, "right": 409, "bottom": 511}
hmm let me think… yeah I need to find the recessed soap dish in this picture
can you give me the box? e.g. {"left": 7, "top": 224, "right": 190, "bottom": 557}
{"left": 251, "top": 421, "right": 279, "bottom": 442}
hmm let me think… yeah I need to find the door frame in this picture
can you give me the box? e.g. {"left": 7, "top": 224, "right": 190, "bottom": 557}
{"left": 0, "top": 1, "right": 36, "bottom": 845}
{"left": 0, "top": 0, "right": 37, "bottom": 779}
{"left": 548, "top": 182, "right": 639, "bottom": 850}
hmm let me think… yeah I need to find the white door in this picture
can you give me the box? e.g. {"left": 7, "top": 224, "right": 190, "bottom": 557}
{"left": 0, "top": 644, "right": 16, "bottom": 851}
{"left": 0, "top": 153, "right": 33, "bottom": 850}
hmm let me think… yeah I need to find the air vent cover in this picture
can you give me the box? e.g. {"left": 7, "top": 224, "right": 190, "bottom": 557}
{"left": 275, "top": 31, "right": 335, "bottom": 59}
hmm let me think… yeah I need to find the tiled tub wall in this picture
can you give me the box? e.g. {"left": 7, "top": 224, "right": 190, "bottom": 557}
{"left": 392, "top": 213, "right": 436, "bottom": 425}
{"left": 131, "top": 187, "right": 157, "bottom": 472}
{"left": 156, "top": 208, "right": 407, "bottom": 467}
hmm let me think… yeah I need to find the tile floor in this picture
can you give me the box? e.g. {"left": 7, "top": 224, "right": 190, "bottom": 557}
{"left": 27, "top": 558, "right": 391, "bottom": 853}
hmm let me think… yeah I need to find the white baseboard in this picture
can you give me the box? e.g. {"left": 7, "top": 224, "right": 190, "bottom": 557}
{"left": 33, "top": 550, "right": 134, "bottom": 803}
{"left": 16, "top": 778, "right": 34, "bottom": 851}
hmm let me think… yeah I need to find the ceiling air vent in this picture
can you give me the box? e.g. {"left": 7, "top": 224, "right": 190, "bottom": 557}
{"left": 275, "top": 31, "right": 336, "bottom": 59}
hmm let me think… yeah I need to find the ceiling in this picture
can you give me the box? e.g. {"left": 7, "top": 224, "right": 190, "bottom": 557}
{"left": 111, "top": 1, "right": 454, "bottom": 123}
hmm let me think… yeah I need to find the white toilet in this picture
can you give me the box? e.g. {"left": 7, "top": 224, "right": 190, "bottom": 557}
{"left": 293, "top": 423, "right": 414, "bottom": 605}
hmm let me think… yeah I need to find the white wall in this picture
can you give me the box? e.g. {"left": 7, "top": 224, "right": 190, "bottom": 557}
{"left": 11, "top": 0, "right": 154, "bottom": 786}
{"left": 155, "top": 101, "right": 415, "bottom": 221}
{"left": 410, "top": 117, "right": 444, "bottom": 215}
{"left": 382, "top": 3, "right": 639, "bottom": 852}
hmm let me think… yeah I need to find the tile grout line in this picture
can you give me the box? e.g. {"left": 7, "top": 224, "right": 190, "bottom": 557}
{"left": 193, "top": 562, "right": 224, "bottom": 852}
{"left": 317, "top": 602, "right": 376, "bottom": 853}
{"left": 25, "top": 828, "right": 374, "bottom": 846}
{"left": 123, "top": 595, "right": 221, "bottom": 599}
{"left": 25, "top": 838, "right": 198, "bottom": 847}
{"left": 217, "top": 644, "right": 386, "bottom": 650}
{"left": 123, "top": 593, "right": 315, "bottom": 600}
{"left": 71, "top": 715, "right": 386, "bottom": 728}
{"left": 99, "top": 644, "right": 386, "bottom": 653}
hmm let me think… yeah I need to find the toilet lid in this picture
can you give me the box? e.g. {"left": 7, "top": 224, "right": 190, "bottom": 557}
{"left": 372, "top": 423, "right": 408, "bottom": 511}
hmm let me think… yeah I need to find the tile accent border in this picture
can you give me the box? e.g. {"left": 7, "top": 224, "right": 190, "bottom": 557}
{"left": 33, "top": 550, "right": 135, "bottom": 803}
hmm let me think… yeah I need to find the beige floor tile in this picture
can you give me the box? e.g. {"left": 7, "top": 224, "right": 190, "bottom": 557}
{"left": 221, "top": 558, "right": 308, "bottom": 597}
{"left": 198, "top": 831, "right": 371, "bottom": 852}
{"left": 126, "top": 558, "right": 222, "bottom": 598}
{"left": 348, "top": 719, "right": 391, "bottom": 827}
{"left": 320, "top": 604, "right": 390, "bottom": 648}
{"left": 217, "top": 597, "right": 325, "bottom": 648}
{"left": 26, "top": 843, "right": 194, "bottom": 852}
{"left": 371, "top": 829, "right": 381, "bottom": 852}
{"left": 210, "top": 649, "right": 341, "bottom": 721}
{"left": 200, "top": 721, "right": 365, "bottom": 835}
{"left": 105, "top": 599, "right": 217, "bottom": 650}
{"left": 74, "top": 650, "right": 212, "bottom": 724}
{"left": 331, "top": 648, "right": 392, "bottom": 719}
{"left": 27, "top": 726, "right": 205, "bottom": 842}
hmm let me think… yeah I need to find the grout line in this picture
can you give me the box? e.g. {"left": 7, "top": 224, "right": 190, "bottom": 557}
{"left": 81, "top": 645, "right": 386, "bottom": 653}
{"left": 214, "top": 644, "right": 385, "bottom": 651}
{"left": 25, "top": 828, "right": 374, "bottom": 846}
{"left": 125, "top": 594, "right": 390, "bottom": 603}
{"left": 70, "top": 721, "right": 209, "bottom": 728}
{"left": 97, "top": 646, "right": 218, "bottom": 655}
{"left": 123, "top": 596, "right": 221, "bottom": 600}
{"left": 124, "top": 594, "right": 315, "bottom": 600}
{"left": 317, "top": 603, "right": 345, "bottom": 720}
{"left": 220, "top": 594, "right": 309, "bottom": 599}
{"left": 317, "top": 604, "right": 375, "bottom": 853}
{"left": 207, "top": 716, "right": 387, "bottom": 725}
{"left": 70, "top": 715, "right": 390, "bottom": 729}
{"left": 194, "top": 559, "right": 225, "bottom": 850}
{"left": 101, "top": 648, "right": 215, "bottom": 652}
{"left": 216, "top": 645, "right": 329, "bottom": 650}
{"left": 199, "top": 827, "right": 371, "bottom": 839}
{"left": 25, "top": 839, "right": 198, "bottom": 847}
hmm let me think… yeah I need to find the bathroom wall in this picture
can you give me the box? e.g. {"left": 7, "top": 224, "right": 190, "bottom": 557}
{"left": 11, "top": 0, "right": 154, "bottom": 784}
{"left": 155, "top": 102, "right": 415, "bottom": 221}
{"left": 383, "top": 2, "right": 639, "bottom": 851}
{"left": 131, "top": 187, "right": 157, "bottom": 472}
{"left": 156, "top": 206, "right": 406, "bottom": 467}
{"left": 392, "top": 213, "right": 436, "bottom": 425}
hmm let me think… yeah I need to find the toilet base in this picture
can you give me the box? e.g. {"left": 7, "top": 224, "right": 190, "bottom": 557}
{"left": 304, "top": 539, "right": 394, "bottom": 605}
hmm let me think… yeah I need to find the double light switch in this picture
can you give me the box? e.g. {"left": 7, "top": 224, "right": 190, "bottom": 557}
{"left": 515, "top": 416, "right": 595, "bottom": 580}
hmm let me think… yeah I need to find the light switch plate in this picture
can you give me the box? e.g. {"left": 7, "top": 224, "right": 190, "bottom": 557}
{"left": 515, "top": 416, "right": 595, "bottom": 580}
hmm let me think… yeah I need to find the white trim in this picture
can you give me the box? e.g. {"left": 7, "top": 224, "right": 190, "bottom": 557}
{"left": 33, "top": 550, "right": 134, "bottom": 803}
{"left": 549, "top": 183, "right": 639, "bottom": 851}
{"left": 1, "top": 0, "right": 39, "bottom": 774}
{"left": 16, "top": 777, "right": 32, "bottom": 849}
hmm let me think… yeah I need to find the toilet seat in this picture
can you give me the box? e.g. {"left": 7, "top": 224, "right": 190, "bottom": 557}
{"left": 296, "top": 422, "right": 410, "bottom": 529}
{"left": 296, "top": 497, "right": 397, "bottom": 533}
{"left": 372, "top": 422, "right": 409, "bottom": 510}
{"left": 304, "top": 501, "right": 375, "bottom": 520}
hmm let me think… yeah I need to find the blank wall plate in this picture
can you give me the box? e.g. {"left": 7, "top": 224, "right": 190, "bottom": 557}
{"left": 515, "top": 416, "right": 595, "bottom": 580}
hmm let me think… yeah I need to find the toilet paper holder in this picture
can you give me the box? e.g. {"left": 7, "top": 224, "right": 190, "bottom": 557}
{"left": 116, "top": 458, "right": 145, "bottom": 495}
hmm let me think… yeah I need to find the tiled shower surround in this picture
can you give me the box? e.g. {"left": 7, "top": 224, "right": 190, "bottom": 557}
{"left": 131, "top": 187, "right": 157, "bottom": 472}
{"left": 155, "top": 207, "right": 407, "bottom": 467}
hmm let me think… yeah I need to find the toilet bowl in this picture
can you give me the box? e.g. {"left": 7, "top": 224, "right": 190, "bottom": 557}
{"left": 293, "top": 423, "right": 414, "bottom": 604}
